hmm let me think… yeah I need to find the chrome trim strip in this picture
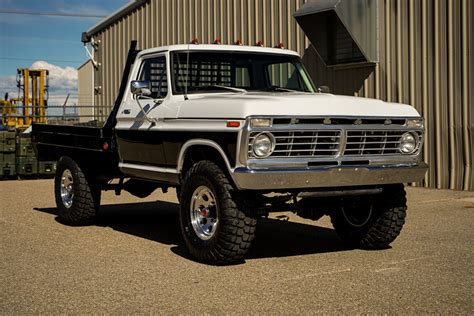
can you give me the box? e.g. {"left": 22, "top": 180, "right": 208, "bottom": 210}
{"left": 177, "top": 139, "right": 239, "bottom": 186}
{"left": 250, "top": 124, "right": 424, "bottom": 131}
{"left": 247, "top": 115, "right": 422, "bottom": 121}
{"left": 119, "top": 162, "right": 179, "bottom": 174}
{"left": 246, "top": 154, "right": 420, "bottom": 169}
{"left": 337, "top": 130, "right": 347, "bottom": 158}
{"left": 177, "top": 139, "right": 234, "bottom": 173}
{"left": 238, "top": 119, "right": 252, "bottom": 166}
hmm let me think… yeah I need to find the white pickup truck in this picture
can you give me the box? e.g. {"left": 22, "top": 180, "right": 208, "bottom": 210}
{"left": 32, "top": 42, "right": 428, "bottom": 264}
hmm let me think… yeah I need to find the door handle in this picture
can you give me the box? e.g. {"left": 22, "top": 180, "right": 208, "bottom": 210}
{"left": 122, "top": 109, "right": 131, "bottom": 114}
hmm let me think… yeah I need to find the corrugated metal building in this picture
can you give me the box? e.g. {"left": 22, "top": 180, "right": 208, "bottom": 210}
{"left": 77, "top": 59, "right": 94, "bottom": 122}
{"left": 78, "top": 0, "right": 473, "bottom": 190}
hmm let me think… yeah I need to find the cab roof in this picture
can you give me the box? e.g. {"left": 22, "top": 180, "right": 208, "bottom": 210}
{"left": 137, "top": 44, "right": 301, "bottom": 58}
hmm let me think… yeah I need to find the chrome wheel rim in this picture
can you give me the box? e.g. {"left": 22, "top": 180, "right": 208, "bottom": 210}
{"left": 342, "top": 204, "right": 373, "bottom": 228}
{"left": 190, "top": 186, "right": 218, "bottom": 240}
{"left": 60, "top": 169, "right": 74, "bottom": 208}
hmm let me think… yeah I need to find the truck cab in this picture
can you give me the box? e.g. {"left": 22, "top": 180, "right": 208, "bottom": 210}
{"left": 32, "top": 43, "right": 428, "bottom": 264}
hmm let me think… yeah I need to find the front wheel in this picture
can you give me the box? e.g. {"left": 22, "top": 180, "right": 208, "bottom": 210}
{"left": 54, "top": 156, "right": 101, "bottom": 225}
{"left": 179, "top": 161, "right": 257, "bottom": 264}
{"left": 330, "top": 184, "right": 407, "bottom": 249}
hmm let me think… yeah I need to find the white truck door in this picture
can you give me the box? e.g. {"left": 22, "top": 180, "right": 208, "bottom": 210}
{"left": 115, "top": 53, "right": 171, "bottom": 175}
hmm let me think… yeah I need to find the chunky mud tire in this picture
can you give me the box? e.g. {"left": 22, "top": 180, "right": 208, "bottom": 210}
{"left": 175, "top": 186, "right": 181, "bottom": 202}
{"left": 330, "top": 184, "right": 407, "bottom": 249}
{"left": 54, "top": 156, "right": 101, "bottom": 225}
{"left": 179, "top": 161, "right": 257, "bottom": 264}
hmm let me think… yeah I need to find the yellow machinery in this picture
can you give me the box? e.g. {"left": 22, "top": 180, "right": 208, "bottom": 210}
{"left": 1, "top": 97, "right": 21, "bottom": 128}
{"left": 1, "top": 68, "right": 49, "bottom": 128}
{"left": 0, "top": 68, "right": 55, "bottom": 180}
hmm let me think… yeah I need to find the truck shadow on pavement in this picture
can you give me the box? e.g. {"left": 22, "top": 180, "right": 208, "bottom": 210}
{"left": 34, "top": 200, "right": 349, "bottom": 261}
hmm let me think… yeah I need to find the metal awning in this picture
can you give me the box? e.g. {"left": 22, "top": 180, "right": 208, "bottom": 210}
{"left": 294, "top": 0, "right": 378, "bottom": 66}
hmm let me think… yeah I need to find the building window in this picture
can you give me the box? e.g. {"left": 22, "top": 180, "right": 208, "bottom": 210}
{"left": 327, "top": 13, "right": 365, "bottom": 65}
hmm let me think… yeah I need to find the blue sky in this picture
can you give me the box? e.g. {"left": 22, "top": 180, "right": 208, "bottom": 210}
{"left": 0, "top": 0, "right": 129, "bottom": 104}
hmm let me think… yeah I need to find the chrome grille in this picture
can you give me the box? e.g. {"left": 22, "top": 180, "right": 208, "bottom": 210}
{"left": 249, "top": 130, "right": 341, "bottom": 158}
{"left": 344, "top": 130, "right": 421, "bottom": 155}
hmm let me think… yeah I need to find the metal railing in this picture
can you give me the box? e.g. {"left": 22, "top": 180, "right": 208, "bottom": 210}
{"left": 0, "top": 105, "right": 109, "bottom": 128}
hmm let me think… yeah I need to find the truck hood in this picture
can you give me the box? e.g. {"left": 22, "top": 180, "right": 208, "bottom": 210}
{"left": 176, "top": 92, "right": 421, "bottom": 118}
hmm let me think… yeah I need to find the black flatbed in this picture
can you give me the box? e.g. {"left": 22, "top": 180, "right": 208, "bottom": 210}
{"left": 31, "top": 123, "right": 120, "bottom": 179}
{"left": 31, "top": 41, "right": 139, "bottom": 181}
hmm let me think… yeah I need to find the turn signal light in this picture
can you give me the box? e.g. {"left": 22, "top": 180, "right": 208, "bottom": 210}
{"left": 250, "top": 118, "right": 271, "bottom": 127}
{"left": 227, "top": 121, "right": 240, "bottom": 128}
{"left": 406, "top": 119, "right": 424, "bottom": 128}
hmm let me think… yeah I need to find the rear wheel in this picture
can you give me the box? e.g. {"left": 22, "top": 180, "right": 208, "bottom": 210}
{"left": 330, "top": 184, "right": 407, "bottom": 249}
{"left": 179, "top": 160, "right": 257, "bottom": 264}
{"left": 54, "top": 156, "right": 101, "bottom": 225}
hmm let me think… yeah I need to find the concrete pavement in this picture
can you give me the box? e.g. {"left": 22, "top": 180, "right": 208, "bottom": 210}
{"left": 1, "top": 179, "right": 473, "bottom": 313}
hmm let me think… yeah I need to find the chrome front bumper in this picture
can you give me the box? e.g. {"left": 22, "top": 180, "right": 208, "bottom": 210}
{"left": 232, "top": 162, "right": 428, "bottom": 190}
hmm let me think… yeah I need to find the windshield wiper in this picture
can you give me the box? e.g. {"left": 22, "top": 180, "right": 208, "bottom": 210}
{"left": 203, "top": 85, "right": 247, "bottom": 93}
{"left": 267, "top": 86, "right": 301, "bottom": 93}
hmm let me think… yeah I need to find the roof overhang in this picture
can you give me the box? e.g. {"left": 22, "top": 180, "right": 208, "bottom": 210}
{"left": 294, "top": 0, "right": 378, "bottom": 66}
{"left": 77, "top": 59, "right": 92, "bottom": 71}
{"left": 82, "top": 0, "right": 147, "bottom": 43}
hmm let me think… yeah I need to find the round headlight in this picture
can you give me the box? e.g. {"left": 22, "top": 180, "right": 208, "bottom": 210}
{"left": 252, "top": 132, "right": 275, "bottom": 158}
{"left": 399, "top": 132, "right": 418, "bottom": 154}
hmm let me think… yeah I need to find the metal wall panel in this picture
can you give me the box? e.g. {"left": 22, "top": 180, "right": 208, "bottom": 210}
{"left": 77, "top": 60, "right": 94, "bottom": 122}
{"left": 91, "top": 0, "right": 473, "bottom": 190}
{"left": 93, "top": 0, "right": 309, "bottom": 113}
{"left": 298, "top": 0, "right": 473, "bottom": 190}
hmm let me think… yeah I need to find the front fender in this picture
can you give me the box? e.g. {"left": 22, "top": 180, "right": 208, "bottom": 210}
{"left": 177, "top": 139, "right": 235, "bottom": 177}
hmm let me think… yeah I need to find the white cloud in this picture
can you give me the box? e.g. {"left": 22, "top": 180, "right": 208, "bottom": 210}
{"left": 0, "top": 61, "right": 78, "bottom": 108}
{"left": 31, "top": 60, "right": 77, "bottom": 93}
{"left": 0, "top": 75, "right": 18, "bottom": 99}
{"left": 30, "top": 60, "right": 78, "bottom": 106}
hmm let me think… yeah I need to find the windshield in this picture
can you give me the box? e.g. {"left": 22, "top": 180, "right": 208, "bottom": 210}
{"left": 171, "top": 51, "right": 315, "bottom": 94}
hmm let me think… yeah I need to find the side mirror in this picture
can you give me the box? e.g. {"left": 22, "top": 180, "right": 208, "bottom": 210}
{"left": 317, "top": 85, "right": 330, "bottom": 93}
{"left": 131, "top": 80, "right": 152, "bottom": 96}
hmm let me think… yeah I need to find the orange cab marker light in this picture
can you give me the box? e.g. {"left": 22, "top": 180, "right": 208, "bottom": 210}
{"left": 275, "top": 42, "right": 285, "bottom": 49}
{"left": 255, "top": 40, "right": 264, "bottom": 47}
{"left": 213, "top": 37, "right": 221, "bottom": 44}
{"left": 234, "top": 39, "right": 243, "bottom": 45}
{"left": 227, "top": 121, "right": 240, "bottom": 128}
{"left": 190, "top": 37, "right": 199, "bottom": 44}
